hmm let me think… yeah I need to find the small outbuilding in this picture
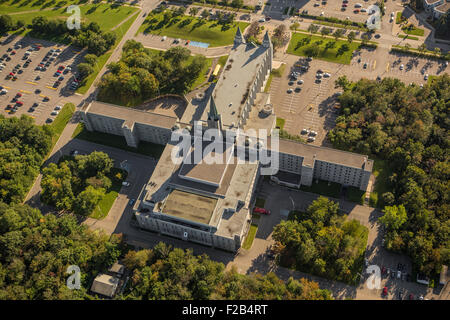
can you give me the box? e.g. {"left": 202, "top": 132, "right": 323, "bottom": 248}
{"left": 90, "top": 274, "right": 120, "bottom": 298}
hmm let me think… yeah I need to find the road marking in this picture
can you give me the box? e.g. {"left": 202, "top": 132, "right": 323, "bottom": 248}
{"left": 46, "top": 86, "right": 57, "bottom": 90}
{"left": 20, "top": 89, "right": 31, "bottom": 94}
{"left": 373, "top": 60, "right": 377, "bottom": 70}
{"left": 39, "top": 94, "right": 46, "bottom": 97}
{"left": 386, "top": 62, "right": 389, "bottom": 72}
{"left": 2, "top": 86, "right": 11, "bottom": 89}
{"left": 26, "top": 81, "right": 37, "bottom": 85}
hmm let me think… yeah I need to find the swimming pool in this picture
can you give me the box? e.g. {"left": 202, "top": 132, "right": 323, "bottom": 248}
{"left": 189, "top": 41, "right": 210, "bottom": 48}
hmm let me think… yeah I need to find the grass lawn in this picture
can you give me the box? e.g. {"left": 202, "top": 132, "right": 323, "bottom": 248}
{"left": 217, "top": 55, "right": 229, "bottom": 67}
{"left": 398, "top": 34, "right": 419, "bottom": 41}
{"left": 138, "top": 12, "right": 249, "bottom": 47}
{"left": 346, "top": 186, "right": 366, "bottom": 205}
{"left": 396, "top": 12, "right": 406, "bottom": 24}
{"left": 300, "top": 179, "right": 341, "bottom": 198}
{"left": 242, "top": 224, "right": 258, "bottom": 250}
{"left": 402, "top": 25, "right": 425, "bottom": 36}
{"left": 0, "top": 0, "right": 86, "bottom": 14}
{"left": 287, "top": 32, "right": 360, "bottom": 64}
{"left": 72, "top": 123, "right": 164, "bottom": 158}
{"left": 44, "top": 102, "right": 75, "bottom": 149}
{"left": 264, "top": 63, "right": 286, "bottom": 92}
{"left": 10, "top": 3, "right": 138, "bottom": 31}
{"left": 89, "top": 168, "right": 128, "bottom": 220}
{"left": 369, "top": 158, "right": 392, "bottom": 208}
{"left": 255, "top": 197, "right": 266, "bottom": 208}
{"left": 76, "top": 9, "right": 140, "bottom": 94}
{"left": 276, "top": 117, "right": 285, "bottom": 130}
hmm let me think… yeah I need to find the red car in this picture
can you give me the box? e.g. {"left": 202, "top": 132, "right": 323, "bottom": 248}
{"left": 409, "top": 294, "right": 414, "bottom": 300}
{"left": 59, "top": 65, "right": 65, "bottom": 70}
{"left": 253, "top": 207, "right": 271, "bottom": 215}
{"left": 16, "top": 101, "right": 23, "bottom": 106}
{"left": 382, "top": 286, "right": 388, "bottom": 296}
{"left": 16, "top": 93, "right": 22, "bottom": 97}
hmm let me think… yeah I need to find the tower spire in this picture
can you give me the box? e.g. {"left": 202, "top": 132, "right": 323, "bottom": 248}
{"left": 207, "top": 95, "right": 222, "bottom": 131}
{"left": 234, "top": 27, "right": 245, "bottom": 46}
{"left": 262, "top": 31, "right": 271, "bottom": 48}
{"left": 208, "top": 95, "right": 219, "bottom": 120}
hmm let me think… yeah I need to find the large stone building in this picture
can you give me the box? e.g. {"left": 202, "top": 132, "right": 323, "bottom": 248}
{"left": 81, "top": 29, "right": 373, "bottom": 252}
{"left": 423, "top": 0, "right": 450, "bottom": 19}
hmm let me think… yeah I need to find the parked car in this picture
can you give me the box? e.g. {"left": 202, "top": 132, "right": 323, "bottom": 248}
{"left": 382, "top": 286, "right": 388, "bottom": 296}
{"left": 122, "top": 182, "right": 131, "bottom": 187}
{"left": 129, "top": 199, "right": 136, "bottom": 206}
{"left": 253, "top": 207, "right": 271, "bottom": 215}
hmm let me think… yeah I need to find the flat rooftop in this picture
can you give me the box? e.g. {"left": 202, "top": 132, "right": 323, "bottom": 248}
{"left": 268, "top": 137, "right": 373, "bottom": 171}
{"left": 436, "top": 2, "right": 450, "bottom": 12}
{"left": 84, "top": 101, "right": 178, "bottom": 129}
{"left": 202, "top": 42, "right": 269, "bottom": 127}
{"left": 161, "top": 189, "right": 218, "bottom": 225}
{"left": 179, "top": 139, "right": 234, "bottom": 186}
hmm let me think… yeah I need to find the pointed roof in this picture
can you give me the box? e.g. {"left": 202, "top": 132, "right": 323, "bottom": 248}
{"left": 262, "top": 31, "right": 271, "bottom": 48}
{"left": 234, "top": 27, "right": 245, "bottom": 45}
{"left": 208, "top": 95, "right": 219, "bottom": 120}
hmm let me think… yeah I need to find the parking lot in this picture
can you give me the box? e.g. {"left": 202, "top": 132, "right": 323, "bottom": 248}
{"left": 264, "top": 0, "right": 384, "bottom": 23}
{"left": 0, "top": 36, "right": 84, "bottom": 125}
{"left": 269, "top": 55, "right": 342, "bottom": 146}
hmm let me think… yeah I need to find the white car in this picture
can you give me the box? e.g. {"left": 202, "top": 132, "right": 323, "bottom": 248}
{"left": 51, "top": 111, "right": 59, "bottom": 116}
{"left": 258, "top": 18, "right": 265, "bottom": 22}
{"left": 0, "top": 89, "right": 7, "bottom": 94}
{"left": 162, "top": 36, "right": 167, "bottom": 41}
{"left": 397, "top": 271, "right": 401, "bottom": 279}
{"left": 122, "top": 181, "right": 131, "bottom": 187}
{"left": 400, "top": 64, "right": 404, "bottom": 70}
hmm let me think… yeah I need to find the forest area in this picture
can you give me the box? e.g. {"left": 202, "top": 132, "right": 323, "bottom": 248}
{"left": 330, "top": 74, "right": 449, "bottom": 277}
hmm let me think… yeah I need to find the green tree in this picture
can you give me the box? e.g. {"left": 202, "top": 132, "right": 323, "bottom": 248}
{"left": 0, "top": 15, "right": 13, "bottom": 34}
{"left": 347, "top": 31, "right": 356, "bottom": 43}
{"left": 73, "top": 186, "right": 105, "bottom": 216}
{"left": 379, "top": 205, "right": 407, "bottom": 231}
{"left": 77, "top": 63, "right": 94, "bottom": 80}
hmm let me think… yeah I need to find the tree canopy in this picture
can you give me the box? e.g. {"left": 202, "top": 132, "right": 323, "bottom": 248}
{"left": 0, "top": 115, "right": 52, "bottom": 204}
{"left": 273, "top": 197, "right": 368, "bottom": 284}
{"left": 98, "top": 40, "right": 207, "bottom": 104}
{"left": 41, "top": 152, "right": 114, "bottom": 215}
{"left": 330, "top": 74, "right": 450, "bottom": 276}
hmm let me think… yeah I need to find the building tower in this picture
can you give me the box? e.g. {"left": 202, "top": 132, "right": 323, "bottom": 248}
{"left": 207, "top": 95, "right": 223, "bottom": 131}
{"left": 234, "top": 27, "right": 246, "bottom": 47}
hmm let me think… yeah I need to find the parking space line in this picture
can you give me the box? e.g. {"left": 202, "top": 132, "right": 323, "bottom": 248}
{"left": 46, "top": 86, "right": 57, "bottom": 90}
{"left": 19, "top": 90, "right": 31, "bottom": 94}
{"left": 26, "top": 81, "right": 37, "bottom": 85}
